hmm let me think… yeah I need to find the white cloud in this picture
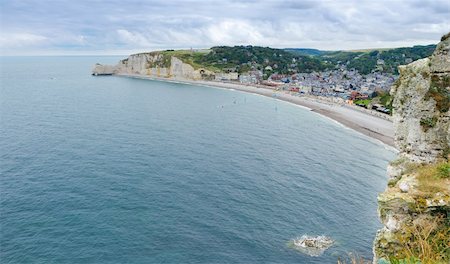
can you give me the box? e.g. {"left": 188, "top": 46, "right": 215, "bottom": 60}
{"left": 206, "top": 19, "right": 265, "bottom": 45}
{"left": 116, "top": 29, "right": 152, "bottom": 47}
{"left": 413, "top": 23, "right": 450, "bottom": 33}
{"left": 1, "top": 0, "right": 448, "bottom": 54}
{"left": 0, "top": 33, "right": 48, "bottom": 48}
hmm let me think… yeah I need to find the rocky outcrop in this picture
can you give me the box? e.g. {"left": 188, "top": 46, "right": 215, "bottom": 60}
{"left": 373, "top": 34, "right": 449, "bottom": 263}
{"left": 289, "top": 235, "right": 334, "bottom": 257}
{"left": 92, "top": 63, "right": 115, "bottom": 75}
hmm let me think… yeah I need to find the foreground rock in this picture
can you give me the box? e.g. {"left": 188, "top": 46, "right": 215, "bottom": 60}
{"left": 373, "top": 33, "right": 449, "bottom": 263}
{"left": 390, "top": 34, "right": 449, "bottom": 164}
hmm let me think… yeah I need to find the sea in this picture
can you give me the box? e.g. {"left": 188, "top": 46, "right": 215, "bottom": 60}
{"left": 0, "top": 56, "right": 395, "bottom": 263}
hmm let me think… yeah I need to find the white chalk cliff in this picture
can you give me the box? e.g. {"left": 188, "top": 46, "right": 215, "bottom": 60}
{"left": 93, "top": 52, "right": 220, "bottom": 80}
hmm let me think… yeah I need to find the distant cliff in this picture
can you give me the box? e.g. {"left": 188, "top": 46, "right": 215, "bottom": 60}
{"left": 93, "top": 51, "right": 238, "bottom": 80}
{"left": 373, "top": 33, "right": 449, "bottom": 263}
{"left": 120, "top": 53, "right": 214, "bottom": 80}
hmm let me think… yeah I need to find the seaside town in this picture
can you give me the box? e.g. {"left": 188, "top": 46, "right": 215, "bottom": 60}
{"left": 93, "top": 44, "right": 438, "bottom": 117}
{"left": 92, "top": 43, "right": 438, "bottom": 118}
{"left": 220, "top": 64, "right": 397, "bottom": 115}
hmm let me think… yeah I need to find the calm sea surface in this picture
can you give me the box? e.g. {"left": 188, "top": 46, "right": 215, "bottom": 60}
{"left": 0, "top": 56, "right": 394, "bottom": 263}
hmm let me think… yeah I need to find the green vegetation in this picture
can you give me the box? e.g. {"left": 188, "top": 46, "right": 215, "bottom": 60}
{"left": 390, "top": 214, "right": 450, "bottom": 264}
{"left": 284, "top": 48, "right": 328, "bottom": 56}
{"left": 389, "top": 157, "right": 408, "bottom": 167}
{"left": 141, "top": 45, "right": 436, "bottom": 76}
{"left": 354, "top": 99, "right": 371, "bottom": 106}
{"left": 377, "top": 166, "right": 449, "bottom": 264}
{"left": 372, "top": 90, "right": 393, "bottom": 113}
{"left": 285, "top": 45, "right": 436, "bottom": 74}
{"left": 144, "top": 51, "right": 173, "bottom": 68}
{"left": 158, "top": 46, "right": 331, "bottom": 74}
{"left": 426, "top": 74, "right": 450, "bottom": 113}
{"left": 378, "top": 91, "right": 392, "bottom": 107}
{"left": 436, "top": 162, "right": 450, "bottom": 179}
{"left": 387, "top": 257, "right": 421, "bottom": 264}
{"left": 443, "top": 147, "right": 450, "bottom": 161}
{"left": 197, "top": 46, "right": 330, "bottom": 74}
{"left": 420, "top": 117, "right": 438, "bottom": 131}
{"left": 415, "top": 162, "right": 450, "bottom": 195}
{"left": 161, "top": 49, "right": 220, "bottom": 71}
{"left": 353, "top": 90, "right": 393, "bottom": 113}
{"left": 347, "top": 52, "right": 378, "bottom": 75}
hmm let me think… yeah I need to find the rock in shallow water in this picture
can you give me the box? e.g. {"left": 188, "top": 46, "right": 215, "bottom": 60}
{"left": 289, "top": 235, "right": 334, "bottom": 257}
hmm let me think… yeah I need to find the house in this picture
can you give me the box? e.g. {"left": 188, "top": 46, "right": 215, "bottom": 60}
{"left": 215, "top": 72, "right": 239, "bottom": 81}
{"left": 299, "top": 86, "right": 312, "bottom": 94}
{"left": 239, "top": 71, "right": 262, "bottom": 84}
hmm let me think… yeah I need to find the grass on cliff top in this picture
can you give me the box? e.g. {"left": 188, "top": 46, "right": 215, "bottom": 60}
{"left": 393, "top": 214, "right": 450, "bottom": 264}
{"left": 138, "top": 49, "right": 220, "bottom": 72}
{"left": 384, "top": 162, "right": 450, "bottom": 264}
{"left": 415, "top": 162, "right": 450, "bottom": 196}
{"left": 160, "top": 49, "right": 222, "bottom": 72}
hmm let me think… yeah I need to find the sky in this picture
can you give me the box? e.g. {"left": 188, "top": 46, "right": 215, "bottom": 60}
{"left": 0, "top": 0, "right": 449, "bottom": 55}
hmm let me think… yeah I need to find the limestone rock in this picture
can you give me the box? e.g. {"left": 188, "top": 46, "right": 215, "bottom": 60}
{"left": 373, "top": 33, "right": 450, "bottom": 263}
{"left": 374, "top": 171, "right": 450, "bottom": 261}
{"left": 398, "top": 182, "right": 409, "bottom": 193}
{"left": 92, "top": 63, "right": 115, "bottom": 75}
{"left": 289, "top": 235, "right": 334, "bottom": 257}
{"left": 385, "top": 214, "right": 399, "bottom": 231}
{"left": 390, "top": 34, "right": 449, "bottom": 163}
{"left": 430, "top": 32, "right": 450, "bottom": 73}
{"left": 109, "top": 52, "right": 216, "bottom": 80}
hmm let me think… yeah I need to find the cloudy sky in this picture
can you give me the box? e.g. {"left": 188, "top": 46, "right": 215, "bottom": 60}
{"left": 0, "top": 0, "right": 449, "bottom": 55}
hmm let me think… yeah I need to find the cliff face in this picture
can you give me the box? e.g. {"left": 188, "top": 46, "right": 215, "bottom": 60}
{"left": 94, "top": 52, "right": 217, "bottom": 80}
{"left": 391, "top": 36, "right": 450, "bottom": 164}
{"left": 373, "top": 34, "right": 449, "bottom": 263}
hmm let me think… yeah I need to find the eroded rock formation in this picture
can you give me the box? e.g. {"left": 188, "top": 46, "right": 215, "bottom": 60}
{"left": 92, "top": 63, "right": 115, "bottom": 75}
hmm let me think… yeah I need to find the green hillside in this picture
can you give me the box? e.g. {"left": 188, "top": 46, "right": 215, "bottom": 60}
{"left": 149, "top": 44, "right": 436, "bottom": 76}
{"left": 283, "top": 48, "right": 329, "bottom": 56}
{"left": 285, "top": 44, "right": 436, "bottom": 74}
{"left": 161, "top": 46, "right": 330, "bottom": 74}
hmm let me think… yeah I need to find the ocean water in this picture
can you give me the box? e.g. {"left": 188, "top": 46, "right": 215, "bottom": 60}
{"left": 0, "top": 56, "right": 395, "bottom": 263}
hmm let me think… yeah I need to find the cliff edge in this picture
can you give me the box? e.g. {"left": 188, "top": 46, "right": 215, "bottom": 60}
{"left": 373, "top": 33, "right": 449, "bottom": 263}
